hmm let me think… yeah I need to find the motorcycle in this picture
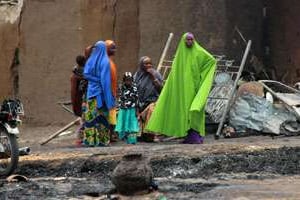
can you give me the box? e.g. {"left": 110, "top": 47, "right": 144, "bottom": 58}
{"left": 0, "top": 99, "right": 24, "bottom": 176}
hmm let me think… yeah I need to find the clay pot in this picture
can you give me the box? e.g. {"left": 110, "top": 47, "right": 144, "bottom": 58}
{"left": 112, "top": 153, "right": 153, "bottom": 195}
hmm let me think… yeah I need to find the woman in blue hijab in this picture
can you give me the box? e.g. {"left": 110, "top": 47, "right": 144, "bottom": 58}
{"left": 83, "top": 41, "right": 115, "bottom": 146}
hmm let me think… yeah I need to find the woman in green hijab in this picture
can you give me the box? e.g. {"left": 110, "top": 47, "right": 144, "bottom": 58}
{"left": 145, "top": 32, "right": 216, "bottom": 144}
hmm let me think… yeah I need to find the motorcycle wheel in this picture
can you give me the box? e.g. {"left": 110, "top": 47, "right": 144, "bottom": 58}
{"left": 0, "top": 127, "right": 19, "bottom": 177}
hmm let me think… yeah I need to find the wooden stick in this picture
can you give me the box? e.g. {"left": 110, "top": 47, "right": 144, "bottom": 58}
{"left": 234, "top": 26, "right": 247, "bottom": 45}
{"left": 57, "top": 101, "right": 72, "bottom": 105}
{"left": 215, "top": 40, "right": 252, "bottom": 139}
{"left": 61, "top": 104, "right": 74, "bottom": 115}
{"left": 57, "top": 101, "right": 74, "bottom": 114}
{"left": 156, "top": 33, "right": 174, "bottom": 73}
{"left": 40, "top": 118, "right": 80, "bottom": 145}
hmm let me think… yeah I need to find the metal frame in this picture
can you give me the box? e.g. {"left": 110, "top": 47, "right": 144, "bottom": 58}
{"left": 259, "top": 80, "right": 300, "bottom": 120}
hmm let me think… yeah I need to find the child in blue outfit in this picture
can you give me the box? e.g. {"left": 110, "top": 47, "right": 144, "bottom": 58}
{"left": 115, "top": 72, "right": 140, "bottom": 144}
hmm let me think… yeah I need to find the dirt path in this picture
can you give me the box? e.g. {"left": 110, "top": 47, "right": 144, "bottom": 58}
{"left": 0, "top": 125, "right": 299, "bottom": 199}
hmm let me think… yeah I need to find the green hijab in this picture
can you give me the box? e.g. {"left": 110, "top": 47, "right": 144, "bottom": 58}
{"left": 145, "top": 33, "right": 216, "bottom": 137}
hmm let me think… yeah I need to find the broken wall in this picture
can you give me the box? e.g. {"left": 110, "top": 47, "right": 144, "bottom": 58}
{"left": 0, "top": 0, "right": 23, "bottom": 100}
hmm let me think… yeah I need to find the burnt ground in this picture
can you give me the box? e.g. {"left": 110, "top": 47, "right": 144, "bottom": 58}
{"left": 1, "top": 125, "right": 300, "bottom": 199}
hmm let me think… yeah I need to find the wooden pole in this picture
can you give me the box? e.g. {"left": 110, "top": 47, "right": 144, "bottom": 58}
{"left": 61, "top": 104, "right": 74, "bottom": 115}
{"left": 156, "top": 33, "right": 174, "bottom": 72}
{"left": 215, "top": 40, "right": 252, "bottom": 139}
{"left": 57, "top": 101, "right": 74, "bottom": 115}
{"left": 40, "top": 118, "right": 81, "bottom": 145}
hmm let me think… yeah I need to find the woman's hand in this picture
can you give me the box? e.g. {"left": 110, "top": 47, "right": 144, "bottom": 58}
{"left": 146, "top": 68, "right": 156, "bottom": 79}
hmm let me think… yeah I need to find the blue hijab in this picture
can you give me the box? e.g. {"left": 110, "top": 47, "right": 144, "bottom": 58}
{"left": 83, "top": 41, "right": 115, "bottom": 109}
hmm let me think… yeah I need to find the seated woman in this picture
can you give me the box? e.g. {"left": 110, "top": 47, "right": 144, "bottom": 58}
{"left": 134, "top": 56, "right": 163, "bottom": 142}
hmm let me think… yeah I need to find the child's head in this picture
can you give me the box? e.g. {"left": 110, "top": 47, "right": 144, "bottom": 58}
{"left": 76, "top": 55, "right": 86, "bottom": 67}
{"left": 123, "top": 72, "right": 133, "bottom": 86}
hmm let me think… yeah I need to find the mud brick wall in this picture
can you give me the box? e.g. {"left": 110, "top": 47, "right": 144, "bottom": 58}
{"left": 19, "top": 0, "right": 139, "bottom": 125}
{"left": 0, "top": 1, "right": 22, "bottom": 100}
{"left": 0, "top": 23, "right": 18, "bottom": 99}
{"left": 80, "top": 0, "right": 139, "bottom": 80}
{"left": 139, "top": 0, "right": 264, "bottom": 68}
{"left": 1, "top": 0, "right": 264, "bottom": 125}
{"left": 1, "top": 0, "right": 298, "bottom": 125}
{"left": 267, "top": 0, "right": 300, "bottom": 84}
{"left": 19, "top": 0, "right": 83, "bottom": 125}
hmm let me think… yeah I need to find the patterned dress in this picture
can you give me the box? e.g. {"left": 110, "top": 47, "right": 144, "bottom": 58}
{"left": 115, "top": 83, "right": 140, "bottom": 144}
{"left": 83, "top": 98, "right": 110, "bottom": 146}
{"left": 82, "top": 41, "right": 115, "bottom": 147}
